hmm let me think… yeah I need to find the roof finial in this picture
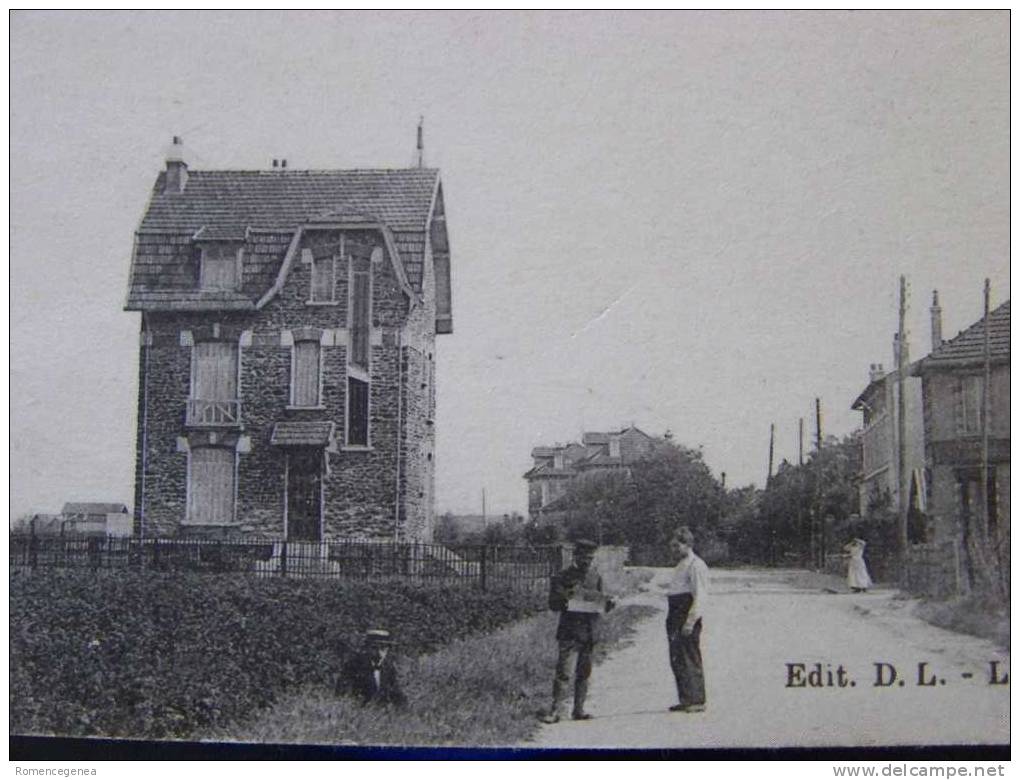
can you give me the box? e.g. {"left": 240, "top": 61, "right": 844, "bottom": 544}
{"left": 416, "top": 115, "right": 424, "bottom": 168}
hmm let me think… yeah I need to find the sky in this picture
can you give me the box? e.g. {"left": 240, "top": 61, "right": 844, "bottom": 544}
{"left": 10, "top": 11, "right": 1010, "bottom": 518}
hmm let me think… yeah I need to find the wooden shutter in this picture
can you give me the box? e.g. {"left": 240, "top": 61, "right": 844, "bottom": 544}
{"left": 193, "top": 342, "right": 238, "bottom": 400}
{"left": 350, "top": 270, "right": 370, "bottom": 369}
{"left": 200, "top": 247, "right": 238, "bottom": 291}
{"left": 348, "top": 377, "right": 369, "bottom": 446}
{"left": 293, "top": 341, "right": 321, "bottom": 407}
{"left": 188, "top": 447, "right": 235, "bottom": 524}
{"left": 311, "top": 256, "right": 334, "bottom": 302}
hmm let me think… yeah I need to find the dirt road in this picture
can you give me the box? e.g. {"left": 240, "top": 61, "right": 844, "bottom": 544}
{"left": 529, "top": 568, "right": 1009, "bottom": 749}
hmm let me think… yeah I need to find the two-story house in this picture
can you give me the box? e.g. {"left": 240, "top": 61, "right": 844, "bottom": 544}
{"left": 524, "top": 427, "right": 655, "bottom": 519}
{"left": 125, "top": 138, "right": 452, "bottom": 542}
{"left": 851, "top": 325, "right": 927, "bottom": 533}
{"left": 910, "top": 298, "right": 1009, "bottom": 591}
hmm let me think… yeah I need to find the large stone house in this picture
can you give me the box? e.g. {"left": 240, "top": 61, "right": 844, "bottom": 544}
{"left": 524, "top": 427, "right": 655, "bottom": 519}
{"left": 125, "top": 139, "right": 452, "bottom": 542}
{"left": 910, "top": 299, "right": 1009, "bottom": 591}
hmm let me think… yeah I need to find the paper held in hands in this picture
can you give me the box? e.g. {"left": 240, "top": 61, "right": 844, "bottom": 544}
{"left": 566, "top": 588, "right": 608, "bottom": 614}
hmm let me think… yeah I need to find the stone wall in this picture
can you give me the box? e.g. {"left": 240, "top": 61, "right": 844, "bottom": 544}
{"left": 132, "top": 228, "right": 436, "bottom": 541}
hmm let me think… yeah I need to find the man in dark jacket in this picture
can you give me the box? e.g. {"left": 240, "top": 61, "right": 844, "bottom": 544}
{"left": 540, "top": 539, "right": 614, "bottom": 723}
{"left": 337, "top": 629, "right": 407, "bottom": 707}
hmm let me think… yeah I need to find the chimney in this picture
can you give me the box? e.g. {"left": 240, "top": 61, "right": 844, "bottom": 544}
{"left": 930, "top": 290, "right": 943, "bottom": 350}
{"left": 164, "top": 136, "right": 188, "bottom": 194}
{"left": 416, "top": 116, "right": 424, "bottom": 168}
{"left": 869, "top": 363, "right": 884, "bottom": 383}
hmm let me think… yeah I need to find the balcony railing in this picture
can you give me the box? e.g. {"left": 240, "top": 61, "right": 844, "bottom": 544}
{"left": 186, "top": 398, "right": 241, "bottom": 427}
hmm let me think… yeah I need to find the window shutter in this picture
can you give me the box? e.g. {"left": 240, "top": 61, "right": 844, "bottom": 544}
{"left": 293, "top": 341, "right": 321, "bottom": 407}
{"left": 311, "top": 257, "right": 334, "bottom": 302}
{"left": 193, "top": 342, "right": 238, "bottom": 400}
{"left": 188, "top": 447, "right": 235, "bottom": 524}
{"left": 201, "top": 247, "right": 238, "bottom": 291}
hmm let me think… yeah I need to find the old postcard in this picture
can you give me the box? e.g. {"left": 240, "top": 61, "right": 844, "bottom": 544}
{"left": 9, "top": 10, "right": 1009, "bottom": 758}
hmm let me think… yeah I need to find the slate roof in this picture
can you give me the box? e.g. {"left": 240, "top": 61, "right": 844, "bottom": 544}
{"left": 140, "top": 169, "right": 439, "bottom": 234}
{"left": 62, "top": 502, "right": 129, "bottom": 515}
{"left": 916, "top": 300, "right": 1010, "bottom": 370}
{"left": 127, "top": 168, "right": 443, "bottom": 310}
{"left": 270, "top": 421, "right": 336, "bottom": 447}
{"left": 522, "top": 463, "right": 577, "bottom": 479}
{"left": 578, "top": 453, "right": 624, "bottom": 468}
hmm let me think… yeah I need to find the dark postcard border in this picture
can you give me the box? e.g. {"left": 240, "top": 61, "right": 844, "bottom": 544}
{"left": 9, "top": 736, "right": 1012, "bottom": 761}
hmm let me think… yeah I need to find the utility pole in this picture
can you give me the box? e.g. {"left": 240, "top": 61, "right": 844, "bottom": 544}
{"left": 896, "top": 275, "right": 909, "bottom": 556}
{"left": 767, "top": 423, "right": 775, "bottom": 486}
{"left": 798, "top": 417, "right": 804, "bottom": 466}
{"left": 815, "top": 398, "right": 822, "bottom": 450}
{"left": 980, "top": 279, "right": 992, "bottom": 540}
{"left": 814, "top": 398, "right": 823, "bottom": 569}
{"left": 481, "top": 488, "right": 486, "bottom": 526}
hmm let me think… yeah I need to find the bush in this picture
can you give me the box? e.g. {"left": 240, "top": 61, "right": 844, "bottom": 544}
{"left": 9, "top": 571, "right": 543, "bottom": 740}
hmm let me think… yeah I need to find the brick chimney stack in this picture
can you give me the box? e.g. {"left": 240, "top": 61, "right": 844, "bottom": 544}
{"left": 869, "top": 363, "right": 885, "bottom": 383}
{"left": 930, "top": 290, "right": 943, "bottom": 350}
{"left": 164, "top": 136, "right": 188, "bottom": 194}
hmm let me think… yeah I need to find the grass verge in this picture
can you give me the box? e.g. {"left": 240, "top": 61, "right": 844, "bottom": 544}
{"left": 203, "top": 602, "right": 657, "bottom": 747}
{"left": 915, "top": 596, "right": 1010, "bottom": 650}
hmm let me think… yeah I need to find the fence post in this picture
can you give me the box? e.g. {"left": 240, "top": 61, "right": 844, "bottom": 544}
{"left": 280, "top": 540, "right": 288, "bottom": 578}
{"left": 28, "top": 522, "right": 38, "bottom": 571}
{"left": 480, "top": 546, "right": 487, "bottom": 591}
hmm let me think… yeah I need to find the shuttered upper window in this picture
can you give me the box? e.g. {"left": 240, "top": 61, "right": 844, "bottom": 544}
{"left": 292, "top": 339, "right": 321, "bottom": 407}
{"left": 200, "top": 246, "right": 239, "bottom": 291}
{"left": 310, "top": 255, "right": 337, "bottom": 303}
{"left": 956, "top": 375, "right": 984, "bottom": 435}
{"left": 192, "top": 341, "right": 238, "bottom": 401}
{"left": 187, "top": 447, "right": 235, "bottom": 525}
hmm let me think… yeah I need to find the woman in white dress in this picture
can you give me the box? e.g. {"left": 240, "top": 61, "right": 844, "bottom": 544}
{"left": 844, "top": 538, "right": 872, "bottom": 593}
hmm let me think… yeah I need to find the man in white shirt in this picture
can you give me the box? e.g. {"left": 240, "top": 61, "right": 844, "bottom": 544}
{"left": 663, "top": 526, "right": 708, "bottom": 713}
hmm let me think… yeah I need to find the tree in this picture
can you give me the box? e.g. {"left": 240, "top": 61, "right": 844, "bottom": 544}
{"left": 551, "top": 437, "right": 728, "bottom": 563}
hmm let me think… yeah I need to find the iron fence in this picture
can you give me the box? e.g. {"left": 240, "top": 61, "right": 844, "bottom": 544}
{"left": 8, "top": 533, "right": 563, "bottom": 591}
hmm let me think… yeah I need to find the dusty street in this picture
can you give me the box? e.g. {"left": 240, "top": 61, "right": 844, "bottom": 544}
{"left": 529, "top": 568, "right": 1009, "bottom": 749}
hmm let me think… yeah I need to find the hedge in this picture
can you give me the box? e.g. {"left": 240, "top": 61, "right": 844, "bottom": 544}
{"left": 10, "top": 570, "right": 543, "bottom": 740}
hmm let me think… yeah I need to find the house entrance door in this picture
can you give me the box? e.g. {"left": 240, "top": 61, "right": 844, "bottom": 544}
{"left": 287, "top": 449, "right": 323, "bottom": 541}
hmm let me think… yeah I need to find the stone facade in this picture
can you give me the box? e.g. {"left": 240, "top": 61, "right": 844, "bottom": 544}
{"left": 126, "top": 150, "right": 450, "bottom": 542}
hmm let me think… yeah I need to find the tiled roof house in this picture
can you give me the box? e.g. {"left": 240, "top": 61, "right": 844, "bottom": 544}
{"left": 524, "top": 426, "right": 655, "bottom": 518}
{"left": 909, "top": 298, "right": 1010, "bottom": 593}
{"left": 126, "top": 138, "right": 452, "bottom": 542}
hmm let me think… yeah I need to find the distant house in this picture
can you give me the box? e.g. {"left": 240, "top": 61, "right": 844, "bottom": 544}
{"left": 124, "top": 138, "right": 452, "bottom": 542}
{"left": 10, "top": 513, "right": 61, "bottom": 535}
{"left": 60, "top": 503, "right": 133, "bottom": 537}
{"left": 851, "top": 327, "right": 927, "bottom": 535}
{"left": 910, "top": 299, "right": 1010, "bottom": 591}
{"left": 524, "top": 427, "right": 655, "bottom": 519}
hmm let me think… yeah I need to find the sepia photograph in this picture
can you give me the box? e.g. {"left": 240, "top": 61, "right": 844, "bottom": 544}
{"left": 9, "top": 10, "right": 1009, "bottom": 760}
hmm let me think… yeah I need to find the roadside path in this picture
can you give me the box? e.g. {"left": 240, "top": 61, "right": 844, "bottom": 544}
{"left": 528, "top": 568, "right": 1009, "bottom": 749}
